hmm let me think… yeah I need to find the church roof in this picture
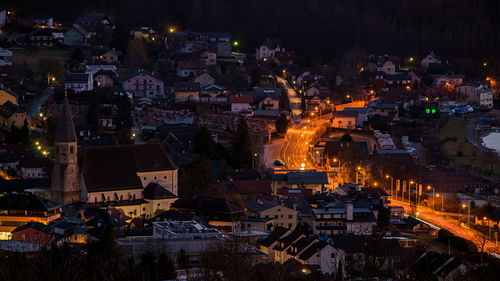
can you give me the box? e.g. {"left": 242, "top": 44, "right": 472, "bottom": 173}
{"left": 55, "top": 96, "right": 77, "bottom": 142}
{"left": 82, "top": 143, "right": 177, "bottom": 192}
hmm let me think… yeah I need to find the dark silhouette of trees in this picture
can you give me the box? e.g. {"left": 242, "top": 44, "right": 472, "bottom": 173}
{"left": 194, "top": 126, "right": 215, "bottom": 159}
{"left": 231, "top": 117, "right": 252, "bottom": 169}
{"left": 275, "top": 114, "right": 288, "bottom": 134}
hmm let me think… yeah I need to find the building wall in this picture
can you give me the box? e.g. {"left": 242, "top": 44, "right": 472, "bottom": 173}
{"left": 195, "top": 74, "right": 215, "bottom": 88}
{"left": 122, "top": 73, "right": 164, "bottom": 98}
{"left": 87, "top": 188, "right": 143, "bottom": 203}
{"left": 8, "top": 112, "right": 29, "bottom": 129}
{"left": 333, "top": 116, "right": 356, "bottom": 129}
{"left": 260, "top": 206, "right": 298, "bottom": 230}
{"left": 137, "top": 170, "right": 178, "bottom": 195}
{"left": 64, "top": 28, "right": 84, "bottom": 47}
{"left": 175, "top": 91, "right": 199, "bottom": 102}
{"left": 231, "top": 103, "right": 251, "bottom": 112}
{"left": 0, "top": 213, "right": 61, "bottom": 233}
{"left": 12, "top": 228, "right": 51, "bottom": 244}
{"left": 95, "top": 74, "right": 113, "bottom": 87}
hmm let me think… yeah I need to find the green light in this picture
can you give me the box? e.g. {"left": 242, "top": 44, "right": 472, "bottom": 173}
{"left": 425, "top": 109, "right": 430, "bottom": 114}
{"left": 431, "top": 109, "right": 436, "bottom": 114}
{"left": 233, "top": 41, "right": 239, "bottom": 47}
{"left": 254, "top": 153, "right": 258, "bottom": 157}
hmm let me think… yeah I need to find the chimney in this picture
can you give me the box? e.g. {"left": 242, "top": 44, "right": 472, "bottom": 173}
{"left": 346, "top": 204, "right": 353, "bottom": 221}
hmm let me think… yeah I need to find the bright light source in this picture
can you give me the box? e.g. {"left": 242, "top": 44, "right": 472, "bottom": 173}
{"left": 409, "top": 57, "right": 414, "bottom": 62}
{"left": 37, "top": 146, "right": 41, "bottom": 150}
{"left": 416, "top": 212, "right": 420, "bottom": 216}
{"left": 233, "top": 41, "right": 239, "bottom": 47}
{"left": 300, "top": 163, "right": 305, "bottom": 168}
{"left": 385, "top": 174, "right": 389, "bottom": 178}
{"left": 35, "top": 141, "right": 39, "bottom": 146}
{"left": 462, "top": 204, "right": 466, "bottom": 208}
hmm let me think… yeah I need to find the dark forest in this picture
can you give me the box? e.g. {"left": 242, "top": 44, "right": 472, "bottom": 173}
{"left": 5, "top": 0, "right": 500, "bottom": 67}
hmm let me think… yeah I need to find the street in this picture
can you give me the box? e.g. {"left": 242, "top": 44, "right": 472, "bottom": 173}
{"left": 391, "top": 198, "right": 499, "bottom": 253}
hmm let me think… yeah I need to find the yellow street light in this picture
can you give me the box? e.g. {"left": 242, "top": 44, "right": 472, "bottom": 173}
{"left": 462, "top": 204, "right": 467, "bottom": 208}
{"left": 410, "top": 180, "right": 414, "bottom": 184}
{"left": 484, "top": 217, "right": 488, "bottom": 220}
{"left": 346, "top": 94, "right": 350, "bottom": 99}
{"left": 51, "top": 77, "right": 56, "bottom": 81}
{"left": 385, "top": 174, "right": 389, "bottom": 179}
{"left": 37, "top": 145, "right": 41, "bottom": 150}
{"left": 373, "top": 182, "right": 378, "bottom": 187}
{"left": 169, "top": 27, "right": 175, "bottom": 33}
{"left": 416, "top": 212, "right": 420, "bottom": 216}
{"left": 369, "top": 90, "right": 375, "bottom": 95}
{"left": 333, "top": 158, "right": 338, "bottom": 162}
{"left": 39, "top": 112, "right": 43, "bottom": 118}
{"left": 409, "top": 57, "right": 414, "bottom": 62}
{"left": 357, "top": 166, "right": 361, "bottom": 170}
{"left": 35, "top": 141, "right": 39, "bottom": 146}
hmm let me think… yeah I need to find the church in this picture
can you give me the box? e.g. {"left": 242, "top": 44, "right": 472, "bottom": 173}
{"left": 50, "top": 96, "right": 178, "bottom": 218}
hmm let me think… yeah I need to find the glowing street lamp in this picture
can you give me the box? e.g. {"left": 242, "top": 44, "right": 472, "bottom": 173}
{"left": 427, "top": 185, "right": 435, "bottom": 210}
{"left": 232, "top": 41, "right": 239, "bottom": 47}
{"left": 436, "top": 193, "right": 444, "bottom": 212}
{"left": 462, "top": 203, "right": 470, "bottom": 227}
{"left": 169, "top": 27, "right": 175, "bottom": 33}
{"left": 37, "top": 145, "right": 41, "bottom": 150}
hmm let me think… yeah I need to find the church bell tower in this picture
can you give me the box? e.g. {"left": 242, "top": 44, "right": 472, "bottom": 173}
{"left": 51, "top": 95, "right": 81, "bottom": 204}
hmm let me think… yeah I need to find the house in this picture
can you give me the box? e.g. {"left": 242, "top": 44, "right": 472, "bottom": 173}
{"left": 64, "top": 72, "right": 93, "bottom": 92}
{"left": 343, "top": 107, "right": 371, "bottom": 127}
{"left": 0, "top": 101, "right": 29, "bottom": 129}
{"left": 176, "top": 60, "right": 203, "bottom": 78}
{"left": 312, "top": 201, "right": 377, "bottom": 235}
{"left": 258, "top": 95, "right": 280, "bottom": 110}
{"left": 201, "top": 50, "right": 217, "bottom": 65}
{"left": 421, "top": 51, "right": 441, "bottom": 71}
{"left": 11, "top": 221, "right": 53, "bottom": 245}
{"left": 0, "top": 86, "right": 18, "bottom": 105}
{"left": 32, "top": 14, "right": 54, "bottom": 29}
{"left": 332, "top": 111, "right": 358, "bottom": 129}
{"left": 259, "top": 226, "right": 291, "bottom": 256}
{"left": 130, "top": 26, "right": 157, "bottom": 43}
{"left": 456, "top": 83, "right": 494, "bottom": 109}
{"left": 142, "top": 182, "right": 178, "bottom": 217}
{"left": 170, "top": 197, "right": 245, "bottom": 233}
{"left": 0, "top": 193, "right": 61, "bottom": 238}
{"left": 28, "top": 29, "right": 56, "bottom": 48}
{"left": 174, "top": 82, "right": 200, "bottom": 102}
{"left": 63, "top": 24, "right": 90, "bottom": 47}
{"left": 241, "top": 217, "right": 274, "bottom": 232}
{"left": 122, "top": 70, "right": 165, "bottom": 99}
{"left": 270, "top": 170, "right": 329, "bottom": 193}
{"left": 81, "top": 143, "right": 178, "bottom": 218}
{"left": 274, "top": 51, "right": 295, "bottom": 65}
{"left": 380, "top": 60, "right": 397, "bottom": 75}
{"left": 93, "top": 69, "right": 115, "bottom": 88}
{"left": 19, "top": 157, "right": 49, "bottom": 179}
{"left": 204, "top": 32, "right": 232, "bottom": 57}
{"left": 245, "top": 200, "right": 299, "bottom": 230}
{"left": 200, "top": 84, "right": 227, "bottom": 102}
{"left": 432, "top": 74, "right": 464, "bottom": 88}
{"left": 91, "top": 48, "right": 120, "bottom": 64}
{"left": 194, "top": 72, "right": 215, "bottom": 88}
{"left": 230, "top": 94, "right": 253, "bottom": 112}
{"left": 368, "top": 102, "right": 398, "bottom": 118}
{"left": 256, "top": 38, "right": 283, "bottom": 61}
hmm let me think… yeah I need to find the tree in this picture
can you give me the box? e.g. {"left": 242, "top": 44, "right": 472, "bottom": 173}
{"left": 275, "top": 114, "right": 288, "bottom": 134}
{"left": 340, "top": 133, "right": 353, "bottom": 142}
{"left": 158, "top": 253, "right": 176, "bottom": 280}
{"left": 87, "top": 92, "right": 99, "bottom": 129}
{"left": 194, "top": 126, "right": 215, "bottom": 158}
{"left": 377, "top": 205, "right": 391, "bottom": 228}
{"left": 71, "top": 48, "right": 85, "bottom": 63}
{"left": 179, "top": 155, "right": 215, "bottom": 197}
{"left": 231, "top": 117, "right": 252, "bottom": 169}
{"left": 125, "top": 40, "right": 150, "bottom": 69}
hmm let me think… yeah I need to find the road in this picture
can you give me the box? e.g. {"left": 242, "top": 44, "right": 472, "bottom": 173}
{"left": 391, "top": 198, "right": 498, "bottom": 253}
{"left": 276, "top": 76, "right": 302, "bottom": 117}
{"left": 28, "top": 87, "right": 53, "bottom": 118}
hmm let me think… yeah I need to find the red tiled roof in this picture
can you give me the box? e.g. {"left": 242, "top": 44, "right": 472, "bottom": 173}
{"left": 229, "top": 94, "right": 253, "bottom": 104}
{"left": 232, "top": 180, "right": 272, "bottom": 194}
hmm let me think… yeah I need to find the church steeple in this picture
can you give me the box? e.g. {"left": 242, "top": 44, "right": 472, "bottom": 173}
{"left": 55, "top": 95, "right": 77, "bottom": 143}
{"left": 51, "top": 94, "right": 81, "bottom": 204}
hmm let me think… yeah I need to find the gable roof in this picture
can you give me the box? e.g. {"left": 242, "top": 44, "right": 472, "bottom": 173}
{"left": 245, "top": 200, "right": 279, "bottom": 213}
{"left": 0, "top": 193, "right": 60, "bottom": 212}
{"left": 12, "top": 221, "right": 53, "bottom": 234}
{"left": 298, "top": 241, "right": 329, "bottom": 260}
{"left": 260, "top": 226, "right": 289, "bottom": 247}
{"left": 286, "top": 171, "right": 329, "bottom": 185}
{"left": 143, "top": 182, "right": 177, "bottom": 200}
{"left": 69, "top": 24, "right": 89, "bottom": 37}
{"left": 121, "top": 70, "right": 163, "bottom": 83}
{"left": 55, "top": 96, "right": 77, "bottom": 142}
{"left": 83, "top": 144, "right": 177, "bottom": 192}
{"left": 230, "top": 94, "right": 253, "bottom": 104}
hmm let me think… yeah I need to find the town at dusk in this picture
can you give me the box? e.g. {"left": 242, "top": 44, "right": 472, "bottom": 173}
{"left": 0, "top": 1, "right": 500, "bottom": 280}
